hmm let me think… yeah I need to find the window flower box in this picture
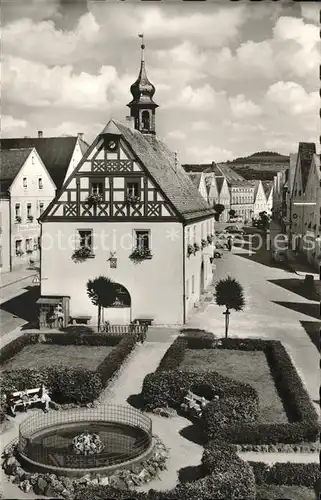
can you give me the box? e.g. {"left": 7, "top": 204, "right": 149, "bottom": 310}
{"left": 71, "top": 246, "right": 94, "bottom": 263}
{"left": 187, "top": 244, "right": 194, "bottom": 257}
{"left": 207, "top": 234, "right": 214, "bottom": 244}
{"left": 193, "top": 242, "right": 200, "bottom": 253}
{"left": 85, "top": 193, "right": 102, "bottom": 207}
{"left": 201, "top": 238, "right": 207, "bottom": 249}
{"left": 26, "top": 249, "right": 33, "bottom": 254}
{"left": 27, "top": 215, "right": 34, "bottom": 222}
{"left": 15, "top": 216, "right": 22, "bottom": 224}
{"left": 126, "top": 194, "right": 141, "bottom": 205}
{"left": 129, "top": 247, "right": 152, "bottom": 263}
{"left": 16, "top": 250, "right": 24, "bottom": 257}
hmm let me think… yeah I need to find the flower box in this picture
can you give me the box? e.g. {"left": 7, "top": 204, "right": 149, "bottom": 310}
{"left": 85, "top": 193, "right": 102, "bottom": 207}
{"left": 193, "top": 242, "right": 200, "bottom": 253}
{"left": 201, "top": 238, "right": 207, "bottom": 249}
{"left": 15, "top": 217, "right": 22, "bottom": 224}
{"left": 187, "top": 244, "right": 194, "bottom": 257}
{"left": 207, "top": 234, "right": 214, "bottom": 244}
{"left": 126, "top": 194, "right": 141, "bottom": 205}
{"left": 129, "top": 247, "right": 152, "bottom": 263}
{"left": 26, "top": 249, "right": 33, "bottom": 254}
{"left": 27, "top": 216, "right": 34, "bottom": 222}
{"left": 16, "top": 250, "right": 24, "bottom": 257}
{"left": 72, "top": 246, "right": 94, "bottom": 263}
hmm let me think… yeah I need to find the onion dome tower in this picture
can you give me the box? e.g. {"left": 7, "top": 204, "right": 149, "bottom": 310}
{"left": 127, "top": 34, "right": 158, "bottom": 135}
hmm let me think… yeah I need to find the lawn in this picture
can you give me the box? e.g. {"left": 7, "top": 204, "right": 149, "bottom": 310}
{"left": 179, "top": 349, "right": 288, "bottom": 424}
{"left": 1, "top": 344, "right": 114, "bottom": 371}
{"left": 256, "top": 484, "right": 315, "bottom": 500}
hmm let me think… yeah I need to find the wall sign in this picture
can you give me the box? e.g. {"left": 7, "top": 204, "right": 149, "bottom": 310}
{"left": 109, "top": 258, "right": 117, "bottom": 268}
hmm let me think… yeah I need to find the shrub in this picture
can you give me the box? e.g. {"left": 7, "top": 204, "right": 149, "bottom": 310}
{"left": 141, "top": 369, "right": 258, "bottom": 419}
{"left": 185, "top": 331, "right": 216, "bottom": 349}
{"left": 157, "top": 337, "right": 187, "bottom": 371}
{"left": 63, "top": 325, "right": 95, "bottom": 335}
{"left": 249, "top": 461, "right": 320, "bottom": 488}
{"left": 42, "top": 332, "right": 122, "bottom": 346}
{"left": 0, "top": 334, "right": 38, "bottom": 364}
{"left": 97, "top": 335, "right": 136, "bottom": 385}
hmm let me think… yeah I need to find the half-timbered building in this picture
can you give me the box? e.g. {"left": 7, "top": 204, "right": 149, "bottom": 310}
{"left": 39, "top": 42, "right": 215, "bottom": 327}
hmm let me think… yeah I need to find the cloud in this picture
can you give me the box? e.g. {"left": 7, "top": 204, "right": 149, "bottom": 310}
{"left": 229, "top": 94, "right": 262, "bottom": 118}
{"left": 265, "top": 81, "right": 318, "bottom": 115}
{"left": 186, "top": 145, "right": 234, "bottom": 163}
{"left": 192, "top": 121, "right": 212, "bottom": 132}
{"left": 1, "top": 114, "right": 27, "bottom": 134}
{"left": 164, "top": 84, "right": 226, "bottom": 111}
{"left": 166, "top": 130, "right": 186, "bottom": 140}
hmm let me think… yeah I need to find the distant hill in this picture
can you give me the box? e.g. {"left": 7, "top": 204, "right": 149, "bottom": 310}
{"left": 225, "top": 151, "right": 289, "bottom": 180}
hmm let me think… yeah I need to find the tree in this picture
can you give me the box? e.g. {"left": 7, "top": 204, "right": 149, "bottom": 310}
{"left": 214, "top": 204, "right": 225, "bottom": 221}
{"left": 214, "top": 276, "right": 245, "bottom": 338}
{"left": 86, "top": 276, "right": 117, "bottom": 331}
{"left": 257, "top": 211, "right": 271, "bottom": 232}
{"left": 228, "top": 209, "right": 236, "bottom": 219}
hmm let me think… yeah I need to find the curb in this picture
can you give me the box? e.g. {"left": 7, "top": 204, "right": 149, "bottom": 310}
{"left": 0, "top": 273, "right": 37, "bottom": 290}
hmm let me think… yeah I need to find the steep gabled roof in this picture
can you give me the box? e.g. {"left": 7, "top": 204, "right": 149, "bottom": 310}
{"left": 182, "top": 164, "right": 213, "bottom": 173}
{"left": 188, "top": 172, "right": 203, "bottom": 190}
{"left": 262, "top": 180, "right": 273, "bottom": 198}
{"left": 0, "top": 148, "right": 33, "bottom": 192}
{"left": 110, "top": 120, "right": 214, "bottom": 221}
{"left": 0, "top": 136, "right": 88, "bottom": 189}
{"left": 298, "top": 142, "right": 316, "bottom": 192}
{"left": 214, "top": 163, "right": 246, "bottom": 184}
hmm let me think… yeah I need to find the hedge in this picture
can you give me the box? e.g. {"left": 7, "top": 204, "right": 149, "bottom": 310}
{"left": 249, "top": 461, "right": 320, "bottom": 488}
{"left": 74, "top": 442, "right": 256, "bottom": 500}
{"left": 0, "top": 333, "right": 136, "bottom": 407}
{"left": 145, "top": 335, "right": 320, "bottom": 445}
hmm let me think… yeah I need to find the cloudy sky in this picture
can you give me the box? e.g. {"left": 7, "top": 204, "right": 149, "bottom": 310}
{"left": 2, "top": 0, "right": 319, "bottom": 162}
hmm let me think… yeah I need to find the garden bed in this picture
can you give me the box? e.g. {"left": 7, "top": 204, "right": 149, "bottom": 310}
{"left": 1, "top": 344, "right": 114, "bottom": 371}
{"left": 180, "top": 349, "right": 287, "bottom": 424}
{"left": 141, "top": 335, "right": 319, "bottom": 445}
{"left": 0, "top": 332, "right": 136, "bottom": 410}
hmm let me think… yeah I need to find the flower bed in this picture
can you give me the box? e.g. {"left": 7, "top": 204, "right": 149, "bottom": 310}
{"left": 141, "top": 335, "right": 319, "bottom": 445}
{"left": 0, "top": 333, "right": 136, "bottom": 409}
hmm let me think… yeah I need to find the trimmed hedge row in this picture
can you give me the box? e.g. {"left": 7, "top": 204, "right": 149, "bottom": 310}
{"left": 249, "top": 461, "right": 320, "bottom": 488}
{"left": 0, "top": 333, "right": 136, "bottom": 407}
{"left": 74, "top": 442, "right": 256, "bottom": 500}
{"left": 144, "top": 335, "right": 320, "bottom": 445}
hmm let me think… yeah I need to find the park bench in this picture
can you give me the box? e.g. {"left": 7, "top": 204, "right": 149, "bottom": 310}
{"left": 180, "top": 390, "right": 209, "bottom": 418}
{"left": 70, "top": 315, "right": 92, "bottom": 325}
{"left": 9, "top": 388, "right": 42, "bottom": 413}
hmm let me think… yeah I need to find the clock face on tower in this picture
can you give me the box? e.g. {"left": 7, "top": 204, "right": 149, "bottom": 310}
{"left": 106, "top": 139, "right": 117, "bottom": 152}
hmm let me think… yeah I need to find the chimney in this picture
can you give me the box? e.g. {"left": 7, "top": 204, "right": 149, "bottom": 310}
{"left": 125, "top": 116, "right": 135, "bottom": 129}
{"left": 38, "top": 130, "right": 43, "bottom": 138}
{"left": 77, "top": 132, "right": 84, "bottom": 141}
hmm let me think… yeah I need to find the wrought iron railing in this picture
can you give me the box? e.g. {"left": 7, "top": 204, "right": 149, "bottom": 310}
{"left": 97, "top": 324, "right": 147, "bottom": 335}
{"left": 18, "top": 405, "right": 152, "bottom": 469}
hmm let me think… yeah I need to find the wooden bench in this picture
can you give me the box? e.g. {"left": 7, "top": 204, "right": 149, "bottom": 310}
{"left": 70, "top": 315, "right": 92, "bottom": 325}
{"left": 181, "top": 390, "right": 209, "bottom": 418}
{"left": 9, "top": 388, "right": 42, "bottom": 413}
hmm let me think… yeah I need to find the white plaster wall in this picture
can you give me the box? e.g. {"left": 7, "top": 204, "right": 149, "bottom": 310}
{"left": 0, "top": 199, "right": 11, "bottom": 271}
{"left": 41, "top": 221, "right": 184, "bottom": 325}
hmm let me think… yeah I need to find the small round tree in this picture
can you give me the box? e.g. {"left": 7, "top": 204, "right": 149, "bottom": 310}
{"left": 214, "top": 276, "right": 245, "bottom": 337}
{"left": 86, "top": 276, "right": 117, "bottom": 331}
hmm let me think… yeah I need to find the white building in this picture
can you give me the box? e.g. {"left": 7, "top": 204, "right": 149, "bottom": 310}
{"left": 39, "top": 44, "right": 215, "bottom": 327}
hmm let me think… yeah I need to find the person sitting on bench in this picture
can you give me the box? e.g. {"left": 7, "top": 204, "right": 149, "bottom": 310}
{"left": 21, "top": 391, "right": 31, "bottom": 412}
{"left": 40, "top": 385, "right": 51, "bottom": 413}
{"left": 6, "top": 392, "right": 16, "bottom": 417}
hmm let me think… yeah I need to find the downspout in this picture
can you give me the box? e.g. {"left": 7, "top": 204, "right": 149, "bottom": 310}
{"left": 9, "top": 191, "right": 12, "bottom": 272}
{"left": 182, "top": 224, "right": 186, "bottom": 325}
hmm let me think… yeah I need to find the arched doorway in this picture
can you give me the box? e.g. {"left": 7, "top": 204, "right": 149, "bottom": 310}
{"left": 103, "top": 283, "right": 131, "bottom": 325}
{"left": 200, "top": 261, "right": 205, "bottom": 295}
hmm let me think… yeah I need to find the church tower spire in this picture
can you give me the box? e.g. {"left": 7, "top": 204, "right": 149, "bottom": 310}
{"left": 127, "top": 34, "right": 158, "bottom": 135}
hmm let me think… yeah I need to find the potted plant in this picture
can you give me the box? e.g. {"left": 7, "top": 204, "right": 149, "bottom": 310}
{"left": 129, "top": 247, "right": 152, "bottom": 264}
{"left": 193, "top": 242, "right": 200, "bottom": 254}
{"left": 72, "top": 246, "right": 93, "bottom": 263}
{"left": 187, "top": 244, "right": 194, "bottom": 257}
{"left": 201, "top": 238, "right": 207, "bottom": 249}
{"left": 86, "top": 193, "right": 102, "bottom": 207}
{"left": 126, "top": 193, "right": 141, "bottom": 205}
{"left": 15, "top": 216, "right": 22, "bottom": 224}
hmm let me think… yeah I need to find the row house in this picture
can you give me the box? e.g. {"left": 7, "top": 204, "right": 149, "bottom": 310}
{"left": 0, "top": 134, "right": 88, "bottom": 271}
{"left": 289, "top": 143, "right": 317, "bottom": 260}
{"left": 39, "top": 42, "right": 215, "bottom": 327}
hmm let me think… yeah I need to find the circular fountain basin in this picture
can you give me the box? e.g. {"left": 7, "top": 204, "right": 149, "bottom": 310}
{"left": 18, "top": 405, "right": 154, "bottom": 477}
